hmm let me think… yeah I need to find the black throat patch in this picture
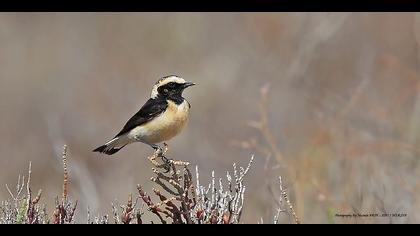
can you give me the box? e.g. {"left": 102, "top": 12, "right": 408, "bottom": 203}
{"left": 167, "top": 94, "right": 185, "bottom": 105}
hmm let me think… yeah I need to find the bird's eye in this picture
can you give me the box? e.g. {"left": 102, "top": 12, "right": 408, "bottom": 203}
{"left": 164, "top": 88, "right": 169, "bottom": 93}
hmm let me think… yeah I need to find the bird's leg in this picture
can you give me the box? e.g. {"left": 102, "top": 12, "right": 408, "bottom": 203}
{"left": 149, "top": 143, "right": 172, "bottom": 172}
{"left": 163, "top": 142, "right": 169, "bottom": 153}
{"left": 160, "top": 143, "right": 173, "bottom": 173}
{"left": 150, "top": 143, "right": 166, "bottom": 157}
{"left": 149, "top": 143, "right": 161, "bottom": 151}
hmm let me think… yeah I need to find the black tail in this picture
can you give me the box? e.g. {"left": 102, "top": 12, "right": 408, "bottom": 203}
{"left": 93, "top": 144, "right": 126, "bottom": 155}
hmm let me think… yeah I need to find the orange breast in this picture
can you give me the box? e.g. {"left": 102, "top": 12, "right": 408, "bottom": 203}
{"left": 141, "top": 100, "right": 190, "bottom": 143}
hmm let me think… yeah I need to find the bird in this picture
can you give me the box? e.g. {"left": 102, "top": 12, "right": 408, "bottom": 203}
{"left": 93, "top": 75, "right": 195, "bottom": 155}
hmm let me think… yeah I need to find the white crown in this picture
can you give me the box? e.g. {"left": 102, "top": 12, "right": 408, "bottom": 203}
{"left": 150, "top": 75, "right": 185, "bottom": 98}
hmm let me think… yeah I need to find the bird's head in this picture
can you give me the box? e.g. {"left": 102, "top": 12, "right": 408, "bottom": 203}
{"left": 150, "top": 75, "right": 195, "bottom": 99}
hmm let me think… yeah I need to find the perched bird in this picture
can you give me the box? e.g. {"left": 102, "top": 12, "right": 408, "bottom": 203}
{"left": 93, "top": 75, "right": 195, "bottom": 155}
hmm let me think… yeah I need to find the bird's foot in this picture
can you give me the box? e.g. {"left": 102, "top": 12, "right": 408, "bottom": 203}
{"left": 150, "top": 143, "right": 172, "bottom": 172}
{"left": 160, "top": 154, "right": 173, "bottom": 173}
{"left": 151, "top": 143, "right": 169, "bottom": 155}
{"left": 163, "top": 142, "right": 169, "bottom": 153}
{"left": 151, "top": 144, "right": 163, "bottom": 155}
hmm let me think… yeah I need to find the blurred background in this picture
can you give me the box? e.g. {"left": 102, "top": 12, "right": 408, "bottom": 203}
{"left": 0, "top": 13, "right": 419, "bottom": 223}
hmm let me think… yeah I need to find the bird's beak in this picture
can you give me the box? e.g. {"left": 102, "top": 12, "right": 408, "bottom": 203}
{"left": 183, "top": 82, "right": 196, "bottom": 88}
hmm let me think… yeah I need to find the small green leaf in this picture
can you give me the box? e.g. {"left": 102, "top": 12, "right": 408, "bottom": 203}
{"left": 326, "top": 207, "right": 335, "bottom": 224}
{"left": 16, "top": 199, "right": 27, "bottom": 224}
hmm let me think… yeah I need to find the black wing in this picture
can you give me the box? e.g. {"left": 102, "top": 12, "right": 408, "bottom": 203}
{"left": 114, "top": 98, "right": 168, "bottom": 137}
